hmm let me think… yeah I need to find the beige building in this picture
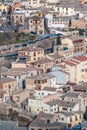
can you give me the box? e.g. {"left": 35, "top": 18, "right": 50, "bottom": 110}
{"left": 58, "top": 111, "right": 83, "bottom": 127}
{"left": 61, "top": 36, "right": 86, "bottom": 57}
{"left": 27, "top": 16, "right": 44, "bottom": 34}
{"left": 12, "top": 89, "right": 30, "bottom": 104}
{"left": 28, "top": 0, "right": 40, "bottom": 7}
{"left": 58, "top": 37, "right": 74, "bottom": 59}
{"left": 34, "top": 58, "right": 53, "bottom": 73}
{"left": 28, "top": 112, "right": 67, "bottom": 130}
{"left": 0, "top": 78, "right": 17, "bottom": 102}
{"left": 11, "top": 12, "right": 25, "bottom": 25}
{"left": 18, "top": 47, "right": 44, "bottom": 66}
{"left": 46, "top": 53, "right": 64, "bottom": 65}
{"left": 57, "top": 55, "right": 87, "bottom": 84}
{"left": 26, "top": 73, "right": 56, "bottom": 90}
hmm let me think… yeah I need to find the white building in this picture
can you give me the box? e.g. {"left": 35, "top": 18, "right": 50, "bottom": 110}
{"left": 1, "top": 68, "right": 37, "bottom": 89}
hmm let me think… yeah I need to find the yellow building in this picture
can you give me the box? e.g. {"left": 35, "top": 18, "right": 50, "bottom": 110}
{"left": 0, "top": 2, "right": 8, "bottom": 13}
{"left": 58, "top": 111, "right": 83, "bottom": 127}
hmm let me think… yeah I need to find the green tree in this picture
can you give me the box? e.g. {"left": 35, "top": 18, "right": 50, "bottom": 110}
{"left": 84, "top": 108, "right": 87, "bottom": 120}
{"left": 57, "top": 36, "right": 61, "bottom": 45}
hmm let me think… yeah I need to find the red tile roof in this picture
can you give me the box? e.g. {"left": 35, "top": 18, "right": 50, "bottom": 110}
{"left": 65, "top": 61, "right": 76, "bottom": 66}
{"left": 74, "top": 56, "right": 87, "bottom": 62}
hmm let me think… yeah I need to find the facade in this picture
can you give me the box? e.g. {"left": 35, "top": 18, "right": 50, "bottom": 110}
{"left": 50, "top": 66, "right": 69, "bottom": 84}
{"left": 28, "top": 112, "right": 67, "bottom": 130}
{"left": 12, "top": 89, "right": 30, "bottom": 104}
{"left": 45, "top": 14, "right": 72, "bottom": 30}
{"left": 34, "top": 87, "right": 57, "bottom": 99}
{"left": 64, "top": 92, "right": 87, "bottom": 112}
{"left": 18, "top": 47, "right": 44, "bottom": 66}
{"left": 26, "top": 73, "right": 56, "bottom": 90}
{"left": 27, "top": 97, "right": 79, "bottom": 115}
{"left": 51, "top": 56, "right": 87, "bottom": 84}
{"left": 26, "top": 0, "right": 40, "bottom": 7}
{"left": 61, "top": 36, "right": 86, "bottom": 57}
{"left": 46, "top": 99, "right": 79, "bottom": 114}
{"left": 0, "top": 120, "right": 27, "bottom": 130}
{"left": 27, "top": 16, "right": 44, "bottom": 34}
{"left": 34, "top": 58, "right": 53, "bottom": 73}
{"left": 12, "top": 1, "right": 22, "bottom": 12}
{"left": 11, "top": 12, "right": 25, "bottom": 25}
{"left": 57, "top": 111, "right": 83, "bottom": 127}
{"left": 0, "top": 78, "right": 17, "bottom": 102}
{"left": 47, "top": 53, "right": 64, "bottom": 65}
{"left": 1, "top": 68, "right": 37, "bottom": 89}
{"left": 0, "top": 2, "right": 8, "bottom": 15}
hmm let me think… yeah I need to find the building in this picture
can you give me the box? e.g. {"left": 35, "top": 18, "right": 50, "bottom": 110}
{"left": 1, "top": 68, "right": 37, "bottom": 89}
{"left": 0, "top": 120, "right": 27, "bottom": 130}
{"left": 26, "top": 73, "right": 56, "bottom": 90}
{"left": 28, "top": 112, "right": 67, "bottom": 130}
{"left": 72, "top": 19, "right": 86, "bottom": 29}
{"left": 34, "top": 87, "right": 57, "bottom": 99}
{"left": 79, "top": 0, "right": 87, "bottom": 4}
{"left": 46, "top": 53, "right": 64, "bottom": 65}
{"left": 27, "top": 16, "right": 44, "bottom": 34}
{"left": 11, "top": 12, "right": 25, "bottom": 25}
{"left": 0, "top": 2, "right": 9, "bottom": 15}
{"left": 46, "top": 99, "right": 79, "bottom": 114}
{"left": 0, "top": 78, "right": 17, "bottom": 102}
{"left": 18, "top": 47, "right": 44, "bottom": 66}
{"left": 50, "top": 65, "right": 69, "bottom": 84}
{"left": 34, "top": 58, "right": 53, "bottom": 73}
{"left": 27, "top": 97, "right": 79, "bottom": 115}
{"left": 12, "top": 1, "right": 22, "bottom": 12}
{"left": 57, "top": 111, "right": 83, "bottom": 127}
{"left": 50, "top": 56, "right": 87, "bottom": 84}
{"left": 26, "top": 0, "right": 40, "bottom": 7}
{"left": 12, "top": 89, "right": 30, "bottom": 104}
{"left": 64, "top": 92, "right": 87, "bottom": 112}
{"left": 45, "top": 14, "right": 72, "bottom": 31}
{"left": 61, "top": 36, "right": 86, "bottom": 57}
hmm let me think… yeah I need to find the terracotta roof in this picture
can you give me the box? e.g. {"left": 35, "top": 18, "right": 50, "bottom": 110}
{"left": 74, "top": 56, "right": 87, "bottom": 62}
{"left": 65, "top": 61, "right": 76, "bottom": 66}
{"left": 58, "top": 64, "right": 65, "bottom": 68}
{"left": 70, "top": 59, "right": 80, "bottom": 64}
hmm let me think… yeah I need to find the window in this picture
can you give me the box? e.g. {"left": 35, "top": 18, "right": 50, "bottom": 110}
{"left": 47, "top": 119, "right": 50, "bottom": 123}
{"left": 62, "top": 107, "right": 67, "bottom": 110}
{"left": 80, "top": 114, "right": 82, "bottom": 119}
{"left": 34, "top": 80, "right": 36, "bottom": 84}
{"left": 16, "top": 16, "right": 18, "bottom": 18}
{"left": 31, "top": 128, "right": 35, "bottom": 130}
{"left": 38, "top": 80, "right": 40, "bottom": 84}
{"left": 42, "top": 92, "right": 44, "bottom": 95}
{"left": 70, "top": 117, "right": 72, "bottom": 122}
{"left": 70, "top": 108, "right": 72, "bottom": 111}
{"left": 38, "top": 65, "right": 41, "bottom": 67}
{"left": 62, "top": 117, "right": 64, "bottom": 121}
{"left": 75, "top": 115, "right": 78, "bottom": 121}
